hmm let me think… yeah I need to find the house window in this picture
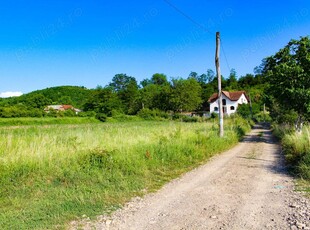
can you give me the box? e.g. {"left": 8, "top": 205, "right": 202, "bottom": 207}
{"left": 222, "top": 99, "right": 226, "bottom": 106}
{"left": 214, "top": 107, "right": 218, "bottom": 111}
{"left": 230, "top": 106, "right": 235, "bottom": 111}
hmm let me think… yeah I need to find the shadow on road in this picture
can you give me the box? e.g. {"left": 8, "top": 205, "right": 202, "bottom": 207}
{"left": 239, "top": 123, "right": 292, "bottom": 177}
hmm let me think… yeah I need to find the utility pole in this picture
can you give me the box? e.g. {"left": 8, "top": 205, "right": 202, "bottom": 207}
{"left": 215, "top": 32, "right": 224, "bottom": 137}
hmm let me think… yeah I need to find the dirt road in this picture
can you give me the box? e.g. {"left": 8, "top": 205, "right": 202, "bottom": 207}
{"left": 72, "top": 125, "right": 309, "bottom": 230}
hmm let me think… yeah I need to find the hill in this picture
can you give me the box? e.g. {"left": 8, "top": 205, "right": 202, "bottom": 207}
{"left": 0, "top": 86, "right": 93, "bottom": 118}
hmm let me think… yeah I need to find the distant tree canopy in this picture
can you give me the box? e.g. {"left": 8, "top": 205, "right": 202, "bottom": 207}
{"left": 0, "top": 68, "right": 268, "bottom": 118}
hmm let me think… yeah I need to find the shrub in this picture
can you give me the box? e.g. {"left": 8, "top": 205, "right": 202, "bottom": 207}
{"left": 78, "top": 111, "right": 96, "bottom": 117}
{"left": 237, "top": 104, "right": 251, "bottom": 119}
{"left": 253, "top": 111, "right": 272, "bottom": 122}
{"left": 137, "top": 108, "right": 156, "bottom": 120}
{"left": 137, "top": 108, "right": 169, "bottom": 120}
{"left": 95, "top": 113, "right": 107, "bottom": 122}
{"left": 210, "top": 112, "right": 218, "bottom": 119}
{"left": 280, "top": 126, "right": 310, "bottom": 179}
{"left": 182, "top": 116, "right": 198, "bottom": 123}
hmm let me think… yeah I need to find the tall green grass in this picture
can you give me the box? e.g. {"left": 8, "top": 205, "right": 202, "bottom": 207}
{"left": 0, "top": 117, "right": 99, "bottom": 126}
{"left": 278, "top": 125, "right": 310, "bottom": 179}
{"left": 0, "top": 118, "right": 250, "bottom": 229}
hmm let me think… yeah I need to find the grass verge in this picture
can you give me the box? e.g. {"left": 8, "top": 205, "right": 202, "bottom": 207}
{"left": 273, "top": 124, "right": 310, "bottom": 194}
{"left": 0, "top": 117, "right": 250, "bottom": 229}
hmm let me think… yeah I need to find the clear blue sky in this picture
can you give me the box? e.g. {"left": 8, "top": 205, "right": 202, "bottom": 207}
{"left": 0, "top": 0, "right": 310, "bottom": 96}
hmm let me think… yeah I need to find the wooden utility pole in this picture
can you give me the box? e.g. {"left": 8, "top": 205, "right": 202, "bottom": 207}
{"left": 215, "top": 32, "right": 224, "bottom": 137}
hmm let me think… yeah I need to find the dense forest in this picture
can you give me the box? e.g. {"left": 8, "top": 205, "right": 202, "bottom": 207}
{"left": 0, "top": 36, "right": 309, "bottom": 125}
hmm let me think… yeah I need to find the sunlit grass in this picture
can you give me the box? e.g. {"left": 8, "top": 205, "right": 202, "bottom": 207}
{"left": 0, "top": 118, "right": 250, "bottom": 229}
{"left": 281, "top": 126, "right": 310, "bottom": 178}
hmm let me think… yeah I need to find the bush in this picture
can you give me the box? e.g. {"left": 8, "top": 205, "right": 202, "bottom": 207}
{"left": 95, "top": 113, "right": 107, "bottom": 122}
{"left": 137, "top": 108, "right": 169, "bottom": 120}
{"left": 137, "top": 108, "right": 156, "bottom": 120}
{"left": 211, "top": 112, "right": 218, "bottom": 119}
{"left": 78, "top": 111, "right": 96, "bottom": 117}
{"left": 63, "top": 109, "right": 76, "bottom": 117}
{"left": 276, "top": 110, "right": 299, "bottom": 125}
{"left": 182, "top": 116, "right": 198, "bottom": 122}
{"left": 253, "top": 111, "right": 272, "bottom": 122}
{"left": 279, "top": 125, "right": 310, "bottom": 179}
{"left": 237, "top": 104, "right": 251, "bottom": 119}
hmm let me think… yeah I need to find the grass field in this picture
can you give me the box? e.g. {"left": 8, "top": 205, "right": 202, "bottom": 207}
{"left": 0, "top": 117, "right": 100, "bottom": 126}
{"left": 0, "top": 117, "right": 250, "bottom": 229}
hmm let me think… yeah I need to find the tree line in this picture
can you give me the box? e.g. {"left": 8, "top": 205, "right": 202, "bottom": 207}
{"left": 0, "top": 68, "right": 266, "bottom": 119}
{"left": 1, "top": 36, "right": 308, "bottom": 123}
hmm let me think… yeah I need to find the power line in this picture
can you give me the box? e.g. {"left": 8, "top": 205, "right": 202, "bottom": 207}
{"left": 163, "top": 0, "right": 232, "bottom": 74}
{"left": 162, "top": 0, "right": 212, "bottom": 34}
{"left": 220, "top": 40, "right": 232, "bottom": 73}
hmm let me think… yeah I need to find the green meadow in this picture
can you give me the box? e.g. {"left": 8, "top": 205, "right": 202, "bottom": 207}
{"left": 0, "top": 117, "right": 250, "bottom": 229}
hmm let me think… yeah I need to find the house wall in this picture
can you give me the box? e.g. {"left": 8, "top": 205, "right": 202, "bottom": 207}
{"left": 237, "top": 94, "right": 248, "bottom": 105}
{"left": 209, "top": 93, "right": 248, "bottom": 116}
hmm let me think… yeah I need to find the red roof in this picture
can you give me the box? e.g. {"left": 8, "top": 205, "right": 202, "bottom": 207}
{"left": 62, "top": 105, "right": 74, "bottom": 110}
{"left": 208, "top": 91, "right": 249, "bottom": 103}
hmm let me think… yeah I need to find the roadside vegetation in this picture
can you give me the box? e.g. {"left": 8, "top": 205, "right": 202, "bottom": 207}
{"left": 0, "top": 117, "right": 99, "bottom": 126}
{"left": 0, "top": 117, "right": 250, "bottom": 229}
{"left": 263, "top": 36, "right": 310, "bottom": 193}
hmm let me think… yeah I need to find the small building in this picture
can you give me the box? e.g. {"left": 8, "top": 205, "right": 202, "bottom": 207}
{"left": 44, "top": 105, "right": 82, "bottom": 114}
{"left": 208, "top": 91, "right": 249, "bottom": 116}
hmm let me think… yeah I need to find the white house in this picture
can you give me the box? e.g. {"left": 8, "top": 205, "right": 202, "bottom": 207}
{"left": 208, "top": 91, "right": 249, "bottom": 116}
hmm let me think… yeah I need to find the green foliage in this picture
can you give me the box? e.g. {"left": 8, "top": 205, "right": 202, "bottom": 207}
{"left": 263, "top": 36, "right": 310, "bottom": 120}
{"left": 237, "top": 104, "right": 252, "bottom": 119}
{"left": 226, "top": 69, "right": 238, "bottom": 90}
{"left": 151, "top": 73, "right": 168, "bottom": 85}
{"left": 137, "top": 108, "right": 169, "bottom": 120}
{"left": 95, "top": 113, "right": 107, "bottom": 122}
{"left": 107, "top": 112, "right": 142, "bottom": 122}
{"left": 139, "top": 83, "right": 172, "bottom": 112}
{"left": 0, "top": 86, "right": 90, "bottom": 119}
{"left": 0, "top": 117, "right": 99, "bottom": 126}
{"left": 275, "top": 110, "right": 299, "bottom": 125}
{"left": 22, "top": 86, "right": 90, "bottom": 108}
{"left": 253, "top": 111, "right": 272, "bottom": 122}
{"left": 275, "top": 125, "right": 310, "bottom": 180}
{"left": 83, "top": 87, "right": 123, "bottom": 116}
{"left": 109, "top": 74, "right": 140, "bottom": 114}
{"left": 170, "top": 78, "right": 202, "bottom": 112}
{"left": 0, "top": 68, "right": 269, "bottom": 120}
{"left": 181, "top": 116, "right": 199, "bottom": 123}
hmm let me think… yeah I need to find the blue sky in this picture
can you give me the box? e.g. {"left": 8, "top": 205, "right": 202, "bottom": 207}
{"left": 0, "top": 0, "right": 309, "bottom": 96}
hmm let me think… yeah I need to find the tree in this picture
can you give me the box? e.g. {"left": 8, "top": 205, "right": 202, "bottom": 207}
{"left": 83, "top": 87, "right": 123, "bottom": 116}
{"left": 262, "top": 36, "right": 310, "bottom": 131}
{"left": 170, "top": 78, "right": 202, "bottom": 112}
{"left": 140, "top": 78, "right": 152, "bottom": 88}
{"left": 139, "top": 82, "right": 172, "bottom": 111}
{"left": 25, "top": 94, "right": 52, "bottom": 109}
{"left": 151, "top": 73, "right": 168, "bottom": 85}
{"left": 238, "top": 74, "right": 256, "bottom": 89}
{"left": 226, "top": 69, "right": 238, "bottom": 90}
{"left": 109, "top": 74, "right": 139, "bottom": 114}
{"left": 206, "top": 69, "right": 215, "bottom": 83}
{"left": 189, "top": 72, "right": 208, "bottom": 84}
